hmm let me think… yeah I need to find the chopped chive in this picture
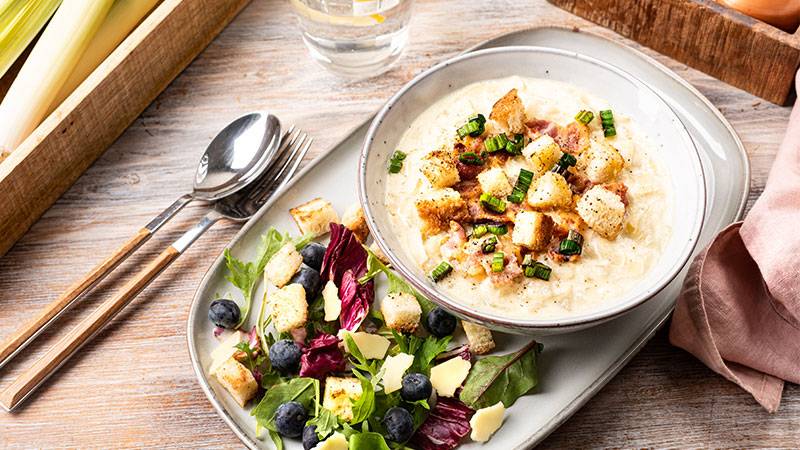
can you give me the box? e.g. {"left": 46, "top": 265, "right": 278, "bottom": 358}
{"left": 491, "top": 252, "right": 505, "bottom": 272}
{"left": 558, "top": 153, "right": 577, "bottom": 167}
{"left": 484, "top": 136, "right": 500, "bottom": 153}
{"left": 559, "top": 230, "right": 584, "bottom": 256}
{"left": 388, "top": 151, "right": 407, "bottom": 173}
{"left": 600, "top": 110, "right": 616, "bottom": 137}
{"left": 479, "top": 192, "right": 506, "bottom": 213}
{"left": 507, "top": 168, "right": 534, "bottom": 204}
{"left": 566, "top": 229, "right": 584, "bottom": 246}
{"left": 532, "top": 262, "right": 552, "bottom": 280}
{"left": 472, "top": 224, "right": 488, "bottom": 239}
{"left": 575, "top": 110, "right": 594, "bottom": 125}
{"left": 481, "top": 235, "right": 498, "bottom": 254}
{"left": 457, "top": 114, "right": 486, "bottom": 138}
{"left": 486, "top": 223, "right": 507, "bottom": 235}
{"left": 430, "top": 261, "right": 453, "bottom": 282}
{"left": 505, "top": 134, "right": 524, "bottom": 155}
{"left": 458, "top": 152, "right": 483, "bottom": 165}
{"left": 604, "top": 126, "right": 617, "bottom": 137}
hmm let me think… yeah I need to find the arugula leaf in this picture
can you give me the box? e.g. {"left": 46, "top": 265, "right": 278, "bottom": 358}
{"left": 344, "top": 333, "right": 381, "bottom": 378}
{"left": 392, "top": 332, "right": 451, "bottom": 375}
{"left": 348, "top": 431, "right": 391, "bottom": 450}
{"left": 459, "top": 340, "right": 541, "bottom": 409}
{"left": 349, "top": 371, "right": 376, "bottom": 424}
{"left": 251, "top": 377, "right": 318, "bottom": 430}
{"left": 360, "top": 247, "right": 436, "bottom": 317}
{"left": 307, "top": 408, "right": 339, "bottom": 439}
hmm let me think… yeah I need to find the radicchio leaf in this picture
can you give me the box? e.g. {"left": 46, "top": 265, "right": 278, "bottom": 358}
{"left": 410, "top": 397, "right": 475, "bottom": 450}
{"left": 436, "top": 344, "right": 472, "bottom": 362}
{"left": 299, "top": 333, "right": 345, "bottom": 379}
{"left": 321, "top": 223, "right": 374, "bottom": 331}
{"left": 246, "top": 326, "right": 260, "bottom": 351}
{"left": 339, "top": 269, "right": 373, "bottom": 331}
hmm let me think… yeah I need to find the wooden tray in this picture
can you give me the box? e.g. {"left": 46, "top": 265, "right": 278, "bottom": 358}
{"left": 0, "top": 0, "right": 251, "bottom": 257}
{"left": 548, "top": 0, "right": 800, "bottom": 105}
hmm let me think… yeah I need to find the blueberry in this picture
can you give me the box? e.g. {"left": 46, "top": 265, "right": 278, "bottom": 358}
{"left": 300, "top": 242, "right": 326, "bottom": 271}
{"left": 382, "top": 406, "right": 414, "bottom": 443}
{"left": 275, "top": 401, "right": 307, "bottom": 438}
{"left": 269, "top": 339, "right": 302, "bottom": 373}
{"left": 425, "top": 307, "right": 457, "bottom": 337}
{"left": 400, "top": 373, "right": 432, "bottom": 402}
{"left": 302, "top": 424, "right": 325, "bottom": 450}
{"left": 208, "top": 299, "right": 240, "bottom": 328}
{"left": 290, "top": 264, "right": 322, "bottom": 299}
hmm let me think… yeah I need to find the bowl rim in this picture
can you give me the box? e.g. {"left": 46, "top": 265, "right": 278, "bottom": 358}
{"left": 358, "top": 45, "right": 707, "bottom": 331}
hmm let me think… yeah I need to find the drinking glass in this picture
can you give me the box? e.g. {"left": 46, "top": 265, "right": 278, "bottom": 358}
{"left": 289, "top": 0, "right": 414, "bottom": 78}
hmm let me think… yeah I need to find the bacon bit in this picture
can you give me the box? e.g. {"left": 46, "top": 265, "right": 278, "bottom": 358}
{"left": 603, "top": 182, "right": 629, "bottom": 206}
{"left": 490, "top": 253, "right": 523, "bottom": 286}
{"left": 453, "top": 180, "right": 517, "bottom": 223}
{"left": 442, "top": 221, "right": 467, "bottom": 260}
{"left": 567, "top": 171, "right": 592, "bottom": 194}
{"left": 555, "top": 122, "right": 590, "bottom": 154}
{"left": 525, "top": 118, "right": 560, "bottom": 139}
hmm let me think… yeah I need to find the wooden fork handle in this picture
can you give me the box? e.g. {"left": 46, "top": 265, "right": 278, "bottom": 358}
{"left": 0, "top": 227, "right": 153, "bottom": 369}
{"left": 0, "top": 245, "right": 181, "bottom": 412}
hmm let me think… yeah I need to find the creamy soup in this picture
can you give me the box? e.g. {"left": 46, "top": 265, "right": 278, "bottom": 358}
{"left": 384, "top": 76, "right": 672, "bottom": 319}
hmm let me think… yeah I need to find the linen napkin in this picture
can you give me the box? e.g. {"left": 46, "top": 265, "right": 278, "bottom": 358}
{"left": 669, "top": 72, "right": 800, "bottom": 413}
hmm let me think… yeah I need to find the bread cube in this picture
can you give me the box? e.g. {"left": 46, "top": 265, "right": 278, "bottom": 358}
{"left": 576, "top": 186, "right": 626, "bottom": 239}
{"left": 522, "top": 135, "right": 562, "bottom": 177}
{"left": 211, "top": 357, "right": 258, "bottom": 407}
{"left": 511, "top": 211, "right": 554, "bottom": 251}
{"left": 585, "top": 141, "right": 624, "bottom": 184}
{"left": 341, "top": 203, "right": 370, "bottom": 242}
{"left": 323, "top": 377, "right": 363, "bottom": 421}
{"left": 269, "top": 283, "right": 308, "bottom": 332}
{"left": 461, "top": 321, "right": 495, "bottom": 355}
{"left": 420, "top": 149, "right": 460, "bottom": 188}
{"left": 527, "top": 172, "right": 572, "bottom": 209}
{"left": 290, "top": 198, "right": 339, "bottom": 238}
{"left": 489, "top": 88, "right": 526, "bottom": 133}
{"left": 380, "top": 292, "right": 422, "bottom": 333}
{"left": 477, "top": 167, "right": 513, "bottom": 198}
{"left": 264, "top": 242, "right": 303, "bottom": 287}
{"left": 415, "top": 188, "right": 468, "bottom": 234}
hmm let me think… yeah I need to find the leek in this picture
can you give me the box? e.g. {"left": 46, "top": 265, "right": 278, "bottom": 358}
{"left": 0, "top": 0, "right": 62, "bottom": 79}
{"left": 50, "top": 0, "right": 161, "bottom": 111}
{"left": 0, "top": 0, "right": 114, "bottom": 156}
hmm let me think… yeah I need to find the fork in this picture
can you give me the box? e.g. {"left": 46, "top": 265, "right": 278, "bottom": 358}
{"left": 0, "top": 129, "right": 312, "bottom": 412}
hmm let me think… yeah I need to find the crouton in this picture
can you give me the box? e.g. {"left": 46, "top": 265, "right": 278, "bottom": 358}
{"left": 511, "top": 211, "right": 554, "bottom": 251}
{"left": 415, "top": 188, "right": 469, "bottom": 234}
{"left": 527, "top": 172, "right": 572, "bottom": 209}
{"left": 461, "top": 321, "right": 495, "bottom": 355}
{"left": 380, "top": 292, "right": 421, "bottom": 333}
{"left": 290, "top": 198, "right": 339, "bottom": 238}
{"left": 477, "top": 167, "right": 513, "bottom": 197}
{"left": 211, "top": 357, "right": 258, "bottom": 407}
{"left": 263, "top": 242, "right": 303, "bottom": 287}
{"left": 323, "top": 377, "right": 363, "bottom": 421}
{"left": 585, "top": 141, "right": 624, "bottom": 184}
{"left": 269, "top": 283, "right": 308, "bottom": 332}
{"left": 576, "top": 186, "right": 626, "bottom": 239}
{"left": 489, "top": 88, "right": 526, "bottom": 133}
{"left": 341, "top": 203, "right": 370, "bottom": 242}
{"left": 522, "top": 135, "right": 562, "bottom": 177}
{"left": 420, "top": 149, "right": 460, "bottom": 188}
{"left": 368, "top": 242, "right": 391, "bottom": 265}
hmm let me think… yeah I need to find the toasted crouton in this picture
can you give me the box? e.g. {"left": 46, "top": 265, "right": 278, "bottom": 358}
{"left": 341, "top": 203, "right": 370, "bottom": 242}
{"left": 211, "top": 357, "right": 258, "bottom": 407}
{"left": 323, "top": 377, "right": 363, "bottom": 421}
{"left": 522, "top": 135, "right": 562, "bottom": 177}
{"left": 576, "top": 186, "right": 626, "bottom": 239}
{"left": 380, "top": 292, "right": 421, "bottom": 333}
{"left": 461, "top": 321, "right": 495, "bottom": 355}
{"left": 421, "top": 149, "right": 460, "bottom": 188}
{"left": 527, "top": 172, "right": 572, "bottom": 209}
{"left": 269, "top": 283, "right": 308, "bottom": 332}
{"left": 289, "top": 198, "right": 339, "bottom": 238}
{"left": 489, "top": 88, "right": 526, "bottom": 133}
{"left": 264, "top": 242, "right": 303, "bottom": 287}
{"left": 511, "top": 211, "right": 554, "bottom": 251}
{"left": 415, "top": 188, "right": 469, "bottom": 234}
{"left": 585, "top": 141, "right": 624, "bottom": 184}
{"left": 477, "top": 167, "right": 513, "bottom": 197}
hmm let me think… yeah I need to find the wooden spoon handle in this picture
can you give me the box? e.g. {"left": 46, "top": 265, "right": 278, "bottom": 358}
{"left": 0, "top": 227, "right": 152, "bottom": 369}
{"left": 0, "top": 245, "right": 181, "bottom": 412}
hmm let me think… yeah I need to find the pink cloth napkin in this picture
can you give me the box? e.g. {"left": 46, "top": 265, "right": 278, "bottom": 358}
{"left": 669, "top": 73, "right": 800, "bottom": 413}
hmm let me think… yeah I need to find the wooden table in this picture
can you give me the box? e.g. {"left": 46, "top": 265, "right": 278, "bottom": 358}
{"left": 0, "top": 0, "right": 796, "bottom": 448}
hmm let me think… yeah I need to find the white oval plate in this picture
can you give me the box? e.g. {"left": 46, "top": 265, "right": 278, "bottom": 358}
{"left": 187, "top": 27, "right": 748, "bottom": 449}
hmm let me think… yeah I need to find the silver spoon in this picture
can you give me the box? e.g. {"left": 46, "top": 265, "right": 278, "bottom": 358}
{"left": 0, "top": 112, "right": 281, "bottom": 371}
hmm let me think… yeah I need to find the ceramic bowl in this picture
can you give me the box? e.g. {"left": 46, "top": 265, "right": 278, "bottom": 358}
{"left": 359, "top": 46, "right": 706, "bottom": 335}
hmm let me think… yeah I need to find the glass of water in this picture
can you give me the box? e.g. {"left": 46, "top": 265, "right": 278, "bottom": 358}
{"left": 289, "top": 0, "right": 414, "bottom": 78}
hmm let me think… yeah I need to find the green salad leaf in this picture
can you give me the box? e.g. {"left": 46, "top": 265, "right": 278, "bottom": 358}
{"left": 267, "top": 430, "right": 283, "bottom": 450}
{"left": 348, "top": 431, "right": 391, "bottom": 450}
{"left": 251, "top": 377, "right": 319, "bottom": 430}
{"left": 360, "top": 247, "right": 437, "bottom": 317}
{"left": 392, "top": 331, "right": 451, "bottom": 375}
{"left": 459, "top": 340, "right": 542, "bottom": 409}
{"left": 307, "top": 408, "right": 339, "bottom": 439}
{"left": 349, "top": 371, "right": 376, "bottom": 424}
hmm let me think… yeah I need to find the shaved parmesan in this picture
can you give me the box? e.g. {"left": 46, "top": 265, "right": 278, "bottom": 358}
{"left": 381, "top": 353, "right": 414, "bottom": 394}
{"left": 339, "top": 330, "right": 391, "bottom": 360}
{"left": 312, "top": 432, "right": 348, "bottom": 450}
{"left": 469, "top": 401, "right": 505, "bottom": 442}
{"left": 322, "top": 280, "right": 341, "bottom": 321}
{"left": 429, "top": 357, "right": 471, "bottom": 397}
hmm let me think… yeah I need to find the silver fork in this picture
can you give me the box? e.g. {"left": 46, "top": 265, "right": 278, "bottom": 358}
{"left": 0, "top": 129, "right": 312, "bottom": 412}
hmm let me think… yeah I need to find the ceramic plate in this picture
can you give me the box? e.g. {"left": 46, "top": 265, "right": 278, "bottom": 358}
{"left": 187, "top": 27, "right": 748, "bottom": 449}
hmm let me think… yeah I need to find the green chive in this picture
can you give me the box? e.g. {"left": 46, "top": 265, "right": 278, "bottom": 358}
{"left": 479, "top": 192, "right": 506, "bottom": 213}
{"left": 458, "top": 152, "right": 483, "bottom": 165}
{"left": 491, "top": 252, "right": 505, "bottom": 272}
{"left": 532, "top": 262, "right": 552, "bottom": 280}
{"left": 484, "top": 136, "right": 500, "bottom": 153}
{"left": 559, "top": 231, "right": 583, "bottom": 256}
{"left": 600, "top": 110, "right": 616, "bottom": 137}
{"left": 388, "top": 151, "right": 407, "bottom": 173}
{"left": 558, "top": 153, "right": 577, "bottom": 167}
{"left": 487, "top": 223, "right": 507, "bottom": 235}
{"left": 457, "top": 114, "right": 486, "bottom": 138}
{"left": 481, "top": 235, "right": 497, "bottom": 254}
{"left": 505, "top": 134, "right": 524, "bottom": 155}
{"left": 430, "top": 261, "right": 453, "bottom": 282}
{"left": 567, "top": 229, "right": 584, "bottom": 246}
{"left": 472, "top": 224, "right": 488, "bottom": 239}
{"left": 508, "top": 168, "right": 534, "bottom": 204}
{"left": 575, "top": 110, "right": 594, "bottom": 125}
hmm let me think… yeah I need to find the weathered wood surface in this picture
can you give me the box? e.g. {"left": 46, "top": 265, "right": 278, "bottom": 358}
{"left": 548, "top": 0, "right": 800, "bottom": 105}
{"left": 0, "top": 0, "right": 794, "bottom": 447}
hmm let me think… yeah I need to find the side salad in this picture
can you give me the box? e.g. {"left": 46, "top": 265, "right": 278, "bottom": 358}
{"left": 206, "top": 197, "right": 543, "bottom": 450}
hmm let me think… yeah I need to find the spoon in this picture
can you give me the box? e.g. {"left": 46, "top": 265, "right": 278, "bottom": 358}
{"left": 0, "top": 112, "right": 281, "bottom": 371}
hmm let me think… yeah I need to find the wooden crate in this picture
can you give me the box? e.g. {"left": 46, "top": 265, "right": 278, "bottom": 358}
{"left": 548, "top": 0, "right": 800, "bottom": 105}
{"left": 0, "top": 0, "right": 251, "bottom": 257}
